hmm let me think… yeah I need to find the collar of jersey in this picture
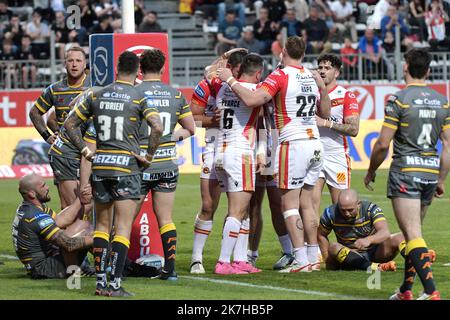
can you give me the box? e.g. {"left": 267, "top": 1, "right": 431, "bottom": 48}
{"left": 143, "top": 79, "right": 161, "bottom": 82}
{"left": 116, "top": 80, "right": 134, "bottom": 86}
{"left": 406, "top": 83, "right": 426, "bottom": 87}
{"left": 67, "top": 73, "right": 87, "bottom": 88}
{"left": 286, "top": 65, "right": 304, "bottom": 70}
{"left": 328, "top": 84, "right": 338, "bottom": 94}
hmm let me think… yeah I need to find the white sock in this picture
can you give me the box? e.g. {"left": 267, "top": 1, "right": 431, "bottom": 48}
{"left": 218, "top": 216, "right": 241, "bottom": 263}
{"left": 191, "top": 215, "right": 213, "bottom": 263}
{"left": 279, "top": 234, "right": 293, "bottom": 255}
{"left": 307, "top": 244, "right": 319, "bottom": 264}
{"left": 293, "top": 246, "right": 309, "bottom": 266}
{"left": 233, "top": 218, "right": 250, "bottom": 262}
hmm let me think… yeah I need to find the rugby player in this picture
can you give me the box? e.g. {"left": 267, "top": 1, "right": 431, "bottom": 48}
{"left": 318, "top": 189, "right": 400, "bottom": 271}
{"left": 29, "top": 46, "right": 91, "bottom": 210}
{"left": 12, "top": 174, "right": 93, "bottom": 279}
{"left": 135, "top": 48, "right": 196, "bottom": 280}
{"left": 313, "top": 54, "right": 360, "bottom": 211}
{"left": 212, "top": 53, "right": 265, "bottom": 274}
{"left": 365, "top": 48, "right": 450, "bottom": 300}
{"left": 189, "top": 49, "right": 248, "bottom": 274}
{"left": 64, "top": 51, "right": 163, "bottom": 297}
{"left": 217, "top": 36, "right": 331, "bottom": 273}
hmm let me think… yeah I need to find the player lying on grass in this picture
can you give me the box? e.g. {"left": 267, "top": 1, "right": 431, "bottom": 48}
{"left": 318, "top": 189, "right": 435, "bottom": 271}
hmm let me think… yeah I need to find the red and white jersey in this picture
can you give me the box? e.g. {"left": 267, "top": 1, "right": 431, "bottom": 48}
{"left": 426, "top": 11, "right": 446, "bottom": 41}
{"left": 191, "top": 79, "right": 217, "bottom": 143}
{"left": 261, "top": 65, "right": 320, "bottom": 142}
{"left": 212, "top": 78, "right": 260, "bottom": 150}
{"left": 319, "top": 85, "right": 359, "bottom": 155}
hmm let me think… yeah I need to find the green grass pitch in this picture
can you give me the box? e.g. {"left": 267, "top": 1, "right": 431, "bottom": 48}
{"left": 0, "top": 170, "right": 449, "bottom": 300}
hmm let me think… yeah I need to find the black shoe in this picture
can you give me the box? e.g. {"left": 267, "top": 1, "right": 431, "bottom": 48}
{"left": 95, "top": 284, "right": 108, "bottom": 296}
{"left": 107, "top": 286, "right": 135, "bottom": 297}
{"left": 159, "top": 269, "right": 178, "bottom": 281}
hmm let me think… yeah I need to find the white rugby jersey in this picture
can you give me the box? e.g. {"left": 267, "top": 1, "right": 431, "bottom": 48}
{"left": 191, "top": 78, "right": 218, "bottom": 144}
{"left": 212, "top": 78, "right": 261, "bottom": 150}
{"left": 261, "top": 65, "right": 321, "bottom": 142}
{"left": 319, "top": 85, "right": 359, "bottom": 154}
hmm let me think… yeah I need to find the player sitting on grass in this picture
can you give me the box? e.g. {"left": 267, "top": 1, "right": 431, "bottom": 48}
{"left": 318, "top": 189, "right": 435, "bottom": 271}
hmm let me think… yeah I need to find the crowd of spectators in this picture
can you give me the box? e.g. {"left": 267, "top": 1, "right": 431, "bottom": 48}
{"left": 2, "top": 0, "right": 450, "bottom": 88}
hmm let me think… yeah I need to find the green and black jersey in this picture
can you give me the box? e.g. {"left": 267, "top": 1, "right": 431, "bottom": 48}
{"left": 12, "top": 202, "right": 60, "bottom": 273}
{"left": 72, "top": 80, "right": 159, "bottom": 177}
{"left": 136, "top": 80, "right": 191, "bottom": 173}
{"left": 319, "top": 201, "right": 386, "bottom": 250}
{"left": 383, "top": 84, "right": 450, "bottom": 179}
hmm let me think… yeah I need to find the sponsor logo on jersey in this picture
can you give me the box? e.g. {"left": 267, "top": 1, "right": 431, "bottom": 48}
{"left": 414, "top": 98, "right": 441, "bottom": 106}
{"left": 405, "top": 156, "right": 439, "bottom": 167}
{"left": 145, "top": 90, "right": 172, "bottom": 97}
{"left": 94, "top": 154, "right": 131, "bottom": 166}
{"left": 194, "top": 84, "right": 206, "bottom": 98}
{"left": 336, "top": 172, "right": 347, "bottom": 184}
{"left": 38, "top": 217, "right": 54, "bottom": 229}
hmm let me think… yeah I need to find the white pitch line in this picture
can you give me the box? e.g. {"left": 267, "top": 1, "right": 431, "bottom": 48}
{"left": 180, "top": 275, "right": 372, "bottom": 300}
{"left": 0, "top": 254, "right": 19, "bottom": 260}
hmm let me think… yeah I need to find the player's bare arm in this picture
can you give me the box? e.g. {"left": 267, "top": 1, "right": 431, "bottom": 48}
{"left": 29, "top": 106, "right": 56, "bottom": 144}
{"left": 364, "top": 126, "right": 396, "bottom": 188}
{"left": 354, "top": 219, "right": 390, "bottom": 250}
{"left": 51, "top": 230, "right": 93, "bottom": 252}
{"left": 217, "top": 68, "right": 272, "bottom": 107}
{"left": 46, "top": 109, "right": 59, "bottom": 134}
{"left": 317, "top": 115, "right": 360, "bottom": 137}
{"left": 312, "top": 70, "right": 331, "bottom": 119}
{"left": 174, "top": 113, "right": 196, "bottom": 141}
{"left": 436, "top": 128, "right": 450, "bottom": 197}
{"left": 63, "top": 111, "right": 91, "bottom": 159}
{"left": 191, "top": 99, "right": 219, "bottom": 128}
{"left": 317, "top": 227, "right": 331, "bottom": 262}
{"left": 146, "top": 113, "right": 163, "bottom": 159}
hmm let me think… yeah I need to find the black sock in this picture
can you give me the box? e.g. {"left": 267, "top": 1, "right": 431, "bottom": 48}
{"left": 399, "top": 246, "right": 416, "bottom": 292}
{"left": 337, "top": 247, "right": 372, "bottom": 270}
{"left": 408, "top": 247, "right": 436, "bottom": 294}
{"left": 93, "top": 231, "right": 110, "bottom": 287}
{"left": 160, "top": 223, "right": 177, "bottom": 273}
{"left": 109, "top": 236, "right": 130, "bottom": 290}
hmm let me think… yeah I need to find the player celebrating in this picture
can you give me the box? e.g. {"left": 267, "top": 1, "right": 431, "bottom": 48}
{"left": 217, "top": 36, "right": 331, "bottom": 273}
{"left": 189, "top": 49, "right": 247, "bottom": 274}
{"left": 135, "top": 49, "right": 196, "bottom": 280}
{"left": 365, "top": 48, "right": 450, "bottom": 300}
{"left": 312, "top": 54, "right": 360, "bottom": 240}
{"left": 64, "top": 51, "right": 163, "bottom": 297}
{"left": 212, "top": 53, "right": 265, "bottom": 275}
{"left": 29, "top": 46, "right": 91, "bottom": 210}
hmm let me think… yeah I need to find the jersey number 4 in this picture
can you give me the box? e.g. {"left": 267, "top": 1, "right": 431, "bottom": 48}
{"left": 417, "top": 123, "right": 432, "bottom": 149}
{"left": 296, "top": 95, "right": 317, "bottom": 117}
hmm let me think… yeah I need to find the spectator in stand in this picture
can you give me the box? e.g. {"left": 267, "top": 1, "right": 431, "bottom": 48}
{"left": 284, "top": 0, "right": 309, "bottom": 22}
{"left": 281, "top": 8, "right": 304, "bottom": 37}
{"left": 330, "top": 0, "right": 358, "bottom": 43}
{"left": 195, "top": 0, "right": 221, "bottom": 26}
{"left": 78, "top": 0, "right": 97, "bottom": 43}
{"left": 340, "top": 37, "right": 358, "bottom": 80}
{"left": 94, "top": 0, "right": 120, "bottom": 19}
{"left": 111, "top": 17, "right": 122, "bottom": 33}
{"left": 135, "top": 0, "right": 145, "bottom": 27}
{"left": 358, "top": 28, "right": 384, "bottom": 80}
{"left": 237, "top": 25, "right": 264, "bottom": 53}
{"left": 26, "top": 9, "right": 51, "bottom": 59}
{"left": 381, "top": 5, "right": 413, "bottom": 51}
{"left": 90, "top": 14, "right": 114, "bottom": 34}
{"left": 264, "top": 0, "right": 287, "bottom": 23}
{"left": 271, "top": 31, "right": 283, "bottom": 59}
{"left": 138, "top": 10, "right": 163, "bottom": 33}
{"left": 216, "top": 9, "right": 243, "bottom": 55}
{"left": 253, "top": 6, "right": 278, "bottom": 54}
{"left": 218, "top": 0, "right": 246, "bottom": 25}
{"left": 381, "top": 30, "right": 396, "bottom": 80}
{"left": 0, "top": 39, "right": 18, "bottom": 88}
{"left": 425, "top": 0, "right": 450, "bottom": 51}
{"left": 3, "top": 14, "right": 25, "bottom": 49}
{"left": 303, "top": 6, "right": 332, "bottom": 54}
{"left": 409, "top": 0, "right": 427, "bottom": 42}
{"left": 311, "top": 0, "right": 336, "bottom": 39}
{"left": 17, "top": 35, "right": 37, "bottom": 89}
{"left": 0, "top": 0, "right": 13, "bottom": 36}
{"left": 53, "top": 11, "right": 70, "bottom": 60}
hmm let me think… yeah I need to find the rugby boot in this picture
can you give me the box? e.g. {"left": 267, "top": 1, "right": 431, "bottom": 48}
{"left": 231, "top": 261, "right": 262, "bottom": 273}
{"left": 190, "top": 261, "right": 205, "bottom": 274}
{"left": 107, "top": 286, "right": 135, "bottom": 297}
{"left": 417, "top": 291, "right": 441, "bottom": 300}
{"left": 273, "top": 253, "right": 295, "bottom": 270}
{"left": 389, "top": 289, "right": 414, "bottom": 300}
